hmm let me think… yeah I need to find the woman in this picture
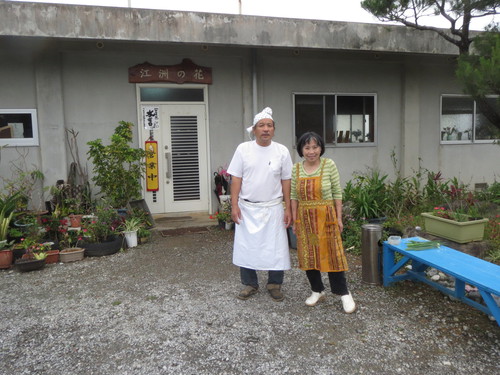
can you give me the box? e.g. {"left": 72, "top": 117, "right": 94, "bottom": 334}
{"left": 291, "top": 131, "right": 356, "bottom": 313}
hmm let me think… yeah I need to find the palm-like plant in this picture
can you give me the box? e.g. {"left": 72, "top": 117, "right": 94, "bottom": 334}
{"left": 0, "top": 192, "right": 22, "bottom": 241}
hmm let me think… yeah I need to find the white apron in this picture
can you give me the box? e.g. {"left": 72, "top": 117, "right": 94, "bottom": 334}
{"left": 232, "top": 198, "right": 291, "bottom": 271}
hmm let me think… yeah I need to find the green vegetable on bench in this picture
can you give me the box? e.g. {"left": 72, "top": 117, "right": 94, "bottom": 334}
{"left": 405, "top": 240, "right": 441, "bottom": 250}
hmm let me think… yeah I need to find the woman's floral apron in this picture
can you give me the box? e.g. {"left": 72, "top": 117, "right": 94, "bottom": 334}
{"left": 295, "top": 159, "right": 348, "bottom": 272}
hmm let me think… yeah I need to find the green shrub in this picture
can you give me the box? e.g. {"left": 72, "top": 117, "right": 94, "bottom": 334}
{"left": 87, "top": 121, "right": 149, "bottom": 208}
{"left": 343, "top": 169, "right": 388, "bottom": 220}
{"left": 342, "top": 214, "right": 365, "bottom": 256}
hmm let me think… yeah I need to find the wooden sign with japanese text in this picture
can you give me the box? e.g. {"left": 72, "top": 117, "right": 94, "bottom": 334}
{"left": 129, "top": 59, "right": 212, "bottom": 84}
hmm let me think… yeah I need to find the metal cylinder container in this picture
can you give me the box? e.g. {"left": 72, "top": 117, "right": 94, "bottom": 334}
{"left": 361, "top": 223, "right": 383, "bottom": 285}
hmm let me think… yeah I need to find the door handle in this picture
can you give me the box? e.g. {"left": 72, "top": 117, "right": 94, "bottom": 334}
{"left": 165, "top": 152, "right": 171, "bottom": 179}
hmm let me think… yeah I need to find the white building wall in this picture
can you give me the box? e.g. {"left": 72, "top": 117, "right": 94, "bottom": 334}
{"left": 418, "top": 63, "right": 500, "bottom": 185}
{"left": 257, "top": 50, "right": 404, "bottom": 183}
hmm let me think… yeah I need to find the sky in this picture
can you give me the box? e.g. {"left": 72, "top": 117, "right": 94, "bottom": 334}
{"left": 10, "top": 0, "right": 497, "bottom": 30}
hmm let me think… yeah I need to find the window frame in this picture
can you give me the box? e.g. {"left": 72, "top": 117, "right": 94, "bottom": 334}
{"left": 293, "top": 92, "right": 377, "bottom": 148}
{"left": 440, "top": 94, "right": 500, "bottom": 145}
{"left": 0, "top": 109, "right": 39, "bottom": 147}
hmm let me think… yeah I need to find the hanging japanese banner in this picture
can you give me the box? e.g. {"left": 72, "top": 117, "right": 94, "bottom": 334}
{"left": 145, "top": 141, "right": 159, "bottom": 191}
{"left": 142, "top": 106, "right": 159, "bottom": 130}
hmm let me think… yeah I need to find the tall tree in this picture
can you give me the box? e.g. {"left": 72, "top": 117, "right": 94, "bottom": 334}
{"left": 361, "top": 1, "right": 499, "bottom": 54}
{"left": 361, "top": 0, "right": 500, "bottom": 130}
{"left": 456, "top": 28, "right": 500, "bottom": 132}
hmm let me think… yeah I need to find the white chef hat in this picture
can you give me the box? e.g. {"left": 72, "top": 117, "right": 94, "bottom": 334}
{"left": 246, "top": 107, "right": 274, "bottom": 134}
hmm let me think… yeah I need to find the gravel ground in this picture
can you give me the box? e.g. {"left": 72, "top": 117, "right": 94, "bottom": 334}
{"left": 1, "top": 227, "right": 499, "bottom": 375}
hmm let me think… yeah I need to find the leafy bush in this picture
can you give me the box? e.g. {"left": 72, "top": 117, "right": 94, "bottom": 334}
{"left": 342, "top": 213, "right": 365, "bottom": 256}
{"left": 485, "top": 215, "right": 500, "bottom": 264}
{"left": 343, "top": 169, "right": 388, "bottom": 220}
{"left": 342, "top": 159, "right": 499, "bottom": 261}
{"left": 87, "top": 121, "right": 149, "bottom": 208}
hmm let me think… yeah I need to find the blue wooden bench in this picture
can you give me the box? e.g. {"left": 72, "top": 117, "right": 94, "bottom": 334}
{"left": 383, "top": 237, "right": 500, "bottom": 326}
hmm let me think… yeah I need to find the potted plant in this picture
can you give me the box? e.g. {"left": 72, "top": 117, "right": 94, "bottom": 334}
{"left": 213, "top": 211, "right": 232, "bottom": 229}
{"left": 421, "top": 207, "right": 489, "bottom": 243}
{"left": 49, "top": 182, "right": 89, "bottom": 228}
{"left": 80, "top": 205, "right": 124, "bottom": 257}
{"left": 0, "top": 149, "right": 45, "bottom": 213}
{"left": 137, "top": 227, "right": 151, "bottom": 244}
{"left": 421, "top": 182, "right": 489, "bottom": 243}
{"left": 352, "top": 129, "right": 362, "bottom": 142}
{"left": 120, "top": 217, "right": 142, "bottom": 248}
{"left": 0, "top": 239, "right": 14, "bottom": 269}
{"left": 0, "top": 192, "right": 23, "bottom": 269}
{"left": 87, "top": 121, "right": 150, "bottom": 209}
{"left": 15, "top": 238, "right": 50, "bottom": 272}
{"left": 210, "top": 198, "right": 233, "bottom": 229}
{"left": 442, "top": 126, "right": 457, "bottom": 141}
{"left": 343, "top": 169, "right": 388, "bottom": 223}
{"left": 58, "top": 227, "right": 85, "bottom": 263}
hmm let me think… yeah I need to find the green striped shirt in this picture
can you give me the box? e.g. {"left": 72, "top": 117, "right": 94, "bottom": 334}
{"left": 291, "top": 158, "right": 342, "bottom": 201}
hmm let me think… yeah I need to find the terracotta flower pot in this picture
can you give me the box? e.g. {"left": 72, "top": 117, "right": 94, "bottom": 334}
{"left": 59, "top": 247, "right": 84, "bottom": 263}
{"left": 45, "top": 250, "right": 60, "bottom": 264}
{"left": 69, "top": 214, "right": 84, "bottom": 228}
{"left": 0, "top": 249, "right": 13, "bottom": 269}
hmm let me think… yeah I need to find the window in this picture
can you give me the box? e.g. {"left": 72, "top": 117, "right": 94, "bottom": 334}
{"left": 441, "top": 95, "right": 500, "bottom": 143}
{"left": 294, "top": 93, "right": 376, "bottom": 145}
{"left": 140, "top": 87, "right": 204, "bottom": 102}
{"left": 0, "top": 109, "right": 39, "bottom": 147}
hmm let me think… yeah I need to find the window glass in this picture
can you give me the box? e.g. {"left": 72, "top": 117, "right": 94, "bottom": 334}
{"left": 140, "top": 87, "right": 204, "bottom": 102}
{"left": 475, "top": 97, "right": 500, "bottom": 141}
{"left": 441, "top": 96, "right": 473, "bottom": 142}
{"left": 441, "top": 96, "right": 499, "bottom": 143}
{"left": 0, "top": 109, "right": 39, "bottom": 147}
{"left": 294, "top": 95, "right": 324, "bottom": 143}
{"left": 294, "top": 94, "right": 375, "bottom": 146}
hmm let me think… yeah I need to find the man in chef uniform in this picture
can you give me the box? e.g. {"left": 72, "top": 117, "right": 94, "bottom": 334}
{"left": 227, "top": 107, "right": 293, "bottom": 302}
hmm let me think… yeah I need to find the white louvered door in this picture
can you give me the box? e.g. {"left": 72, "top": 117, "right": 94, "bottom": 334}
{"left": 161, "top": 104, "right": 209, "bottom": 212}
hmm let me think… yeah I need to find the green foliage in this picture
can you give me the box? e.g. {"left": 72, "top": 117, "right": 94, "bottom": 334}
{"left": 1, "top": 149, "right": 45, "bottom": 211}
{"left": 484, "top": 215, "right": 500, "bottom": 264}
{"left": 128, "top": 207, "right": 153, "bottom": 228}
{"left": 422, "top": 171, "right": 450, "bottom": 207}
{"left": 137, "top": 227, "right": 151, "bottom": 238}
{"left": 383, "top": 214, "right": 423, "bottom": 235}
{"left": 20, "top": 237, "right": 51, "bottom": 260}
{"left": 212, "top": 199, "right": 232, "bottom": 222}
{"left": 341, "top": 214, "right": 365, "bottom": 256}
{"left": 87, "top": 121, "right": 149, "bottom": 208}
{"left": 361, "top": 0, "right": 499, "bottom": 53}
{"left": 457, "top": 31, "right": 500, "bottom": 96}
{"left": 342, "top": 159, "right": 499, "bottom": 261}
{"left": 362, "top": 1, "right": 500, "bottom": 131}
{"left": 476, "top": 180, "right": 500, "bottom": 205}
{"left": 456, "top": 30, "right": 500, "bottom": 130}
{"left": 82, "top": 205, "right": 123, "bottom": 243}
{"left": 0, "top": 192, "right": 23, "bottom": 241}
{"left": 343, "top": 169, "right": 388, "bottom": 220}
{"left": 121, "top": 217, "right": 142, "bottom": 232}
{"left": 385, "top": 150, "right": 425, "bottom": 219}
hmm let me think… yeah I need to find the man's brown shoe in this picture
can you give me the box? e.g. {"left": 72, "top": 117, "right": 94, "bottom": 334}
{"left": 237, "top": 285, "right": 258, "bottom": 300}
{"left": 266, "top": 283, "right": 284, "bottom": 302}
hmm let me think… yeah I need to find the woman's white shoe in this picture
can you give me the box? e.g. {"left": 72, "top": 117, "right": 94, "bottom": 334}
{"left": 305, "top": 291, "right": 325, "bottom": 306}
{"left": 340, "top": 292, "right": 356, "bottom": 313}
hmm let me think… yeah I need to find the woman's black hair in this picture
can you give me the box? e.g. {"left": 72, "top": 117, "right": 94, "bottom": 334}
{"left": 296, "top": 131, "right": 325, "bottom": 157}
